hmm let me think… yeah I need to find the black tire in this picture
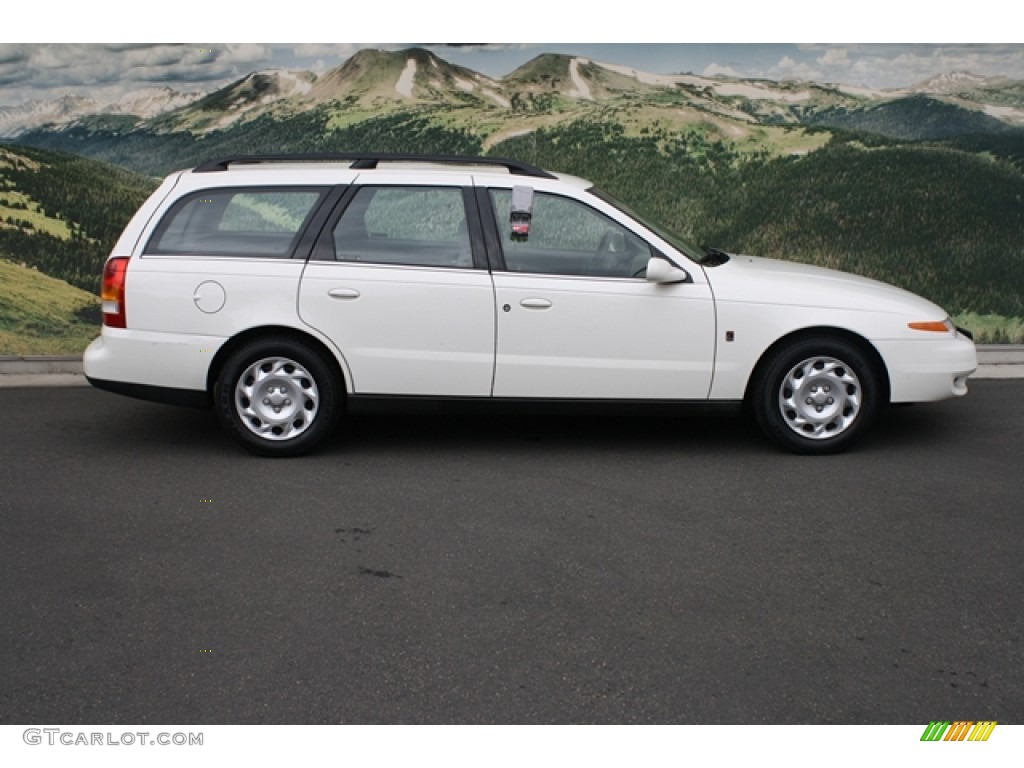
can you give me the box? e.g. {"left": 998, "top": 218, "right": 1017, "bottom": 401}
{"left": 751, "top": 336, "right": 882, "bottom": 455}
{"left": 215, "top": 336, "right": 342, "bottom": 457}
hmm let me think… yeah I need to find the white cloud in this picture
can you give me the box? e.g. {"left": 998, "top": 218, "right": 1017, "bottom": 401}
{"left": 218, "top": 44, "right": 271, "bottom": 64}
{"left": 293, "top": 44, "right": 369, "bottom": 59}
{"left": 702, "top": 62, "right": 745, "bottom": 79}
{"left": 0, "top": 44, "right": 282, "bottom": 104}
{"left": 817, "top": 48, "right": 849, "bottom": 68}
{"left": 770, "top": 55, "right": 822, "bottom": 82}
{"left": 794, "top": 44, "right": 1024, "bottom": 88}
{"left": 0, "top": 44, "right": 29, "bottom": 64}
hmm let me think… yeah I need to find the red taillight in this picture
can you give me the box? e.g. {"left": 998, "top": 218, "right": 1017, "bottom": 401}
{"left": 101, "top": 257, "right": 129, "bottom": 328}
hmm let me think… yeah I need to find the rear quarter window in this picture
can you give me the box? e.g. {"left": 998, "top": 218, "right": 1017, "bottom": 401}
{"left": 145, "top": 187, "right": 326, "bottom": 257}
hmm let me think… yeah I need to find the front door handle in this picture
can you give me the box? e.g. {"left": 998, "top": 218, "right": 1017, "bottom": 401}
{"left": 328, "top": 288, "right": 361, "bottom": 300}
{"left": 519, "top": 298, "right": 552, "bottom": 309}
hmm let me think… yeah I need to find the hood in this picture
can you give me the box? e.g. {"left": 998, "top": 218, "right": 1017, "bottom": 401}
{"left": 706, "top": 254, "right": 948, "bottom": 318}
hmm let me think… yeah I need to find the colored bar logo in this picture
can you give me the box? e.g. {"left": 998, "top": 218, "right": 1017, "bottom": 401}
{"left": 920, "top": 721, "right": 997, "bottom": 741}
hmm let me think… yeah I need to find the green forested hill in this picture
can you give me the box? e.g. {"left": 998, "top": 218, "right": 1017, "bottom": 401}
{"left": 803, "top": 95, "right": 1017, "bottom": 140}
{"left": 707, "top": 141, "right": 1024, "bottom": 317}
{"left": 0, "top": 144, "right": 157, "bottom": 292}
{"left": 16, "top": 107, "right": 484, "bottom": 178}
{"left": 937, "top": 132, "right": 1024, "bottom": 173}
{"left": 0, "top": 257, "right": 100, "bottom": 354}
{"left": 7, "top": 106, "right": 1024, "bottom": 339}
{"left": 492, "top": 124, "right": 1024, "bottom": 319}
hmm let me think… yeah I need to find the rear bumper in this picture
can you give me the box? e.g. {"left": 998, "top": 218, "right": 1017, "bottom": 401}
{"left": 83, "top": 328, "right": 223, "bottom": 397}
{"left": 875, "top": 333, "right": 978, "bottom": 402}
{"left": 86, "top": 375, "right": 209, "bottom": 408}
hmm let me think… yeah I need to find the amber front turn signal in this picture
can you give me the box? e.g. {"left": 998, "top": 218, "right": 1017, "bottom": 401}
{"left": 908, "top": 320, "right": 951, "bottom": 333}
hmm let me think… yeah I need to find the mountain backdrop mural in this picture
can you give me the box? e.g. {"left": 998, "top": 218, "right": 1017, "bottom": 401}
{"left": 3, "top": 45, "right": 1024, "bottom": 353}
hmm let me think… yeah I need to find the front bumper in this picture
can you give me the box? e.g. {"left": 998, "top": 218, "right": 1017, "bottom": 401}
{"left": 874, "top": 332, "right": 978, "bottom": 402}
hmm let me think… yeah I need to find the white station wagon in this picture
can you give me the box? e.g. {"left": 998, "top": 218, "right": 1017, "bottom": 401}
{"left": 84, "top": 153, "right": 978, "bottom": 456}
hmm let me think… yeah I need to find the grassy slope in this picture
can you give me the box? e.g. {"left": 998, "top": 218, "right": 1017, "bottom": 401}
{"left": 0, "top": 189, "right": 74, "bottom": 239}
{"left": 952, "top": 312, "right": 1024, "bottom": 344}
{"left": 0, "top": 257, "right": 100, "bottom": 355}
{"left": 0, "top": 143, "right": 156, "bottom": 293}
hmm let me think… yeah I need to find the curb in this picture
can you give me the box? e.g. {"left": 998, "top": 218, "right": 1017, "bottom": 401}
{"left": 0, "top": 356, "right": 85, "bottom": 387}
{"left": 0, "top": 355, "right": 84, "bottom": 375}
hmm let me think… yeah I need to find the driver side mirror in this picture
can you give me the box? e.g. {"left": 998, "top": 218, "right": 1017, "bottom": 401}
{"left": 645, "top": 256, "right": 689, "bottom": 284}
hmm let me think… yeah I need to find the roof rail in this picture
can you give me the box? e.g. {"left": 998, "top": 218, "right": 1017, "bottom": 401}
{"left": 193, "top": 153, "right": 557, "bottom": 179}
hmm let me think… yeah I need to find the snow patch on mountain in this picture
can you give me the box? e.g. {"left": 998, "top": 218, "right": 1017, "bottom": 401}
{"left": 262, "top": 69, "right": 314, "bottom": 97}
{"left": 983, "top": 104, "right": 1024, "bottom": 122}
{"left": 599, "top": 61, "right": 691, "bottom": 87}
{"left": 0, "top": 96, "right": 98, "bottom": 137}
{"left": 107, "top": 87, "right": 203, "bottom": 118}
{"left": 568, "top": 58, "right": 593, "bottom": 100}
{"left": 609, "top": 65, "right": 811, "bottom": 102}
{"left": 911, "top": 71, "right": 991, "bottom": 93}
{"left": 210, "top": 111, "right": 245, "bottom": 130}
{"left": 833, "top": 83, "right": 892, "bottom": 98}
{"left": 482, "top": 88, "right": 510, "bottom": 108}
{"left": 239, "top": 70, "right": 314, "bottom": 101}
{"left": 712, "top": 81, "right": 811, "bottom": 102}
{"left": 396, "top": 59, "right": 417, "bottom": 98}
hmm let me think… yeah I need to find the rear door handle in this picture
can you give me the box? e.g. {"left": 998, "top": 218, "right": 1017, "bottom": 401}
{"left": 328, "top": 288, "right": 361, "bottom": 300}
{"left": 519, "top": 298, "right": 552, "bottom": 309}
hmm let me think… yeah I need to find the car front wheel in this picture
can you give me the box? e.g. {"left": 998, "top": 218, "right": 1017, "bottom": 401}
{"left": 752, "top": 336, "right": 882, "bottom": 455}
{"left": 215, "top": 337, "right": 342, "bottom": 457}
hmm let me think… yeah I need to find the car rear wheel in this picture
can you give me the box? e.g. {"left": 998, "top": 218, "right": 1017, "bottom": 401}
{"left": 215, "top": 337, "right": 342, "bottom": 457}
{"left": 752, "top": 336, "right": 881, "bottom": 454}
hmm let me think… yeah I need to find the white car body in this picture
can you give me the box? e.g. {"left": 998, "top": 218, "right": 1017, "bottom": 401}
{"left": 83, "top": 154, "right": 977, "bottom": 455}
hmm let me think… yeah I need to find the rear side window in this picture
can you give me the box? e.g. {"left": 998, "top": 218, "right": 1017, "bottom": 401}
{"left": 330, "top": 186, "right": 473, "bottom": 268}
{"left": 146, "top": 187, "right": 326, "bottom": 257}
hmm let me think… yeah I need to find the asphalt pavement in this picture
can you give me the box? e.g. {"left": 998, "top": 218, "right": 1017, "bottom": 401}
{"left": 0, "top": 381, "right": 1021, "bottom": 724}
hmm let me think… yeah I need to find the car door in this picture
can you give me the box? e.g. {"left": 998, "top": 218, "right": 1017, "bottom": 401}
{"left": 482, "top": 186, "right": 716, "bottom": 400}
{"left": 298, "top": 179, "right": 496, "bottom": 396}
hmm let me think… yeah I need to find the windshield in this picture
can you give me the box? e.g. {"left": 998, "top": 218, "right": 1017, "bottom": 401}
{"left": 587, "top": 186, "right": 706, "bottom": 262}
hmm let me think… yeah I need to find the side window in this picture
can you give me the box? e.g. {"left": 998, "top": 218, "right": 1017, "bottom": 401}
{"left": 219, "top": 192, "right": 319, "bottom": 232}
{"left": 332, "top": 186, "right": 473, "bottom": 269}
{"left": 489, "top": 189, "right": 651, "bottom": 278}
{"left": 146, "top": 188, "right": 325, "bottom": 257}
